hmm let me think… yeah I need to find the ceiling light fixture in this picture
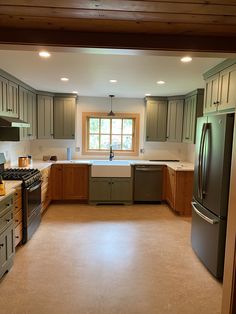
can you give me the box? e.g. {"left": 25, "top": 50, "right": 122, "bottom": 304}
{"left": 39, "top": 51, "right": 51, "bottom": 58}
{"left": 108, "top": 95, "right": 115, "bottom": 116}
{"left": 157, "top": 80, "right": 165, "bottom": 85}
{"left": 72, "top": 91, "right": 78, "bottom": 94}
{"left": 181, "top": 56, "right": 192, "bottom": 63}
{"left": 145, "top": 93, "right": 151, "bottom": 96}
{"left": 109, "top": 79, "right": 117, "bottom": 83}
{"left": 61, "top": 77, "right": 69, "bottom": 82}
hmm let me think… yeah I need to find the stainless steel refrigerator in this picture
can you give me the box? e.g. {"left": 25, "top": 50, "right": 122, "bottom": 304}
{"left": 191, "top": 113, "right": 234, "bottom": 278}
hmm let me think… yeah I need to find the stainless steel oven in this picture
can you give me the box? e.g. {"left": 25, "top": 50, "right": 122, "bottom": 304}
{"left": 23, "top": 179, "right": 42, "bottom": 244}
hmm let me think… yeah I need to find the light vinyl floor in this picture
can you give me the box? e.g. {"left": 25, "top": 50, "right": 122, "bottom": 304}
{"left": 0, "top": 203, "right": 222, "bottom": 314}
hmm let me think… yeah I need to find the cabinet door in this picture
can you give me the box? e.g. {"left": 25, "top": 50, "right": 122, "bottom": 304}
{"left": 204, "top": 73, "right": 219, "bottom": 114}
{"left": 146, "top": 99, "right": 168, "bottom": 141}
{"left": 0, "top": 76, "right": 8, "bottom": 115}
{"left": 218, "top": 64, "right": 236, "bottom": 112}
{"left": 165, "top": 167, "right": 176, "bottom": 209}
{"left": 54, "top": 97, "right": 75, "bottom": 139}
{"left": 63, "top": 165, "right": 89, "bottom": 200}
{"left": 89, "top": 178, "right": 111, "bottom": 201}
{"left": 19, "top": 86, "right": 28, "bottom": 140}
{"left": 50, "top": 165, "right": 63, "bottom": 200}
{"left": 182, "top": 95, "right": 196, "bottom": 143}
{"left": 0, "top": 224, "right": 15, "bottom": 279}
{"left": 37, "top": 95, "right": 54, "bottom": 139}
{"left": 111, "top": 178, "right": 132, "bottom": 202}
{"left": 8, "top": 81, "right": 18, "bottom": 117}
{"left": 166, "top": 99, "right": 184, "bottom": 142}
{"left": 27, "top": 91, "right": 37, "bottom": 139}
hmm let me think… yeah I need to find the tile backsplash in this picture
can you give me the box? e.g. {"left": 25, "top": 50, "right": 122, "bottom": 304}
{"left": 0, "top": 140, "right": 30, "bottom": 165}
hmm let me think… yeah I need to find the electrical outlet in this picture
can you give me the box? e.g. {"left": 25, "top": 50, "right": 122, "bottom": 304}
{"left": 140, "top": 148, "right": 145, "bottom": 154}
{"left": 75, "top": 147, "right": 80, "bottom": 152}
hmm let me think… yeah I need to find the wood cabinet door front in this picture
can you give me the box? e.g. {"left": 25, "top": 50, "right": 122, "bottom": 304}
{"left": 63, "top": 165, "right": 88, "bottom": 200}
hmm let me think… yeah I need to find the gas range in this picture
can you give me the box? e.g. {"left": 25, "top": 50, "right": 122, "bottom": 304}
{"left": 0, "top": 168, "right": 41, "bottom": 188}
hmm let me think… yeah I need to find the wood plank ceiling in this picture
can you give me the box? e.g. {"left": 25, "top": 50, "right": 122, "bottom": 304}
{"left": 0, "top": 0, "right": 236, "bottom": 52}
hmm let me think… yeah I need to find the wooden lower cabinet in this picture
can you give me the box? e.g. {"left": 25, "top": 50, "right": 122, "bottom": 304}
{"left": 51, "top": 164, "right": 89, "bottom": 201}
{"left": 13, "top": 185, "right": 23, "bottom": 247}
{"left": 164, "top": 166, "right": 194, "bottom": 216}
{"left": 41, "top": 166, "right": 51, "bottom": 213}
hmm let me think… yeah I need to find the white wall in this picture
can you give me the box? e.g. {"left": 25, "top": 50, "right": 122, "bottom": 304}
{"left": 0, "top": 140, "right": 30, "bottom": 165}
{"left": 30, "top": 96, "right": 191, "bottom": 161}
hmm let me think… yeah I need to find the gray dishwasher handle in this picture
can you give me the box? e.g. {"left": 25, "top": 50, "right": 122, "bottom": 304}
{"left": 135, "top": 167, "right": 162, "bottom": 172}
{"left": 191, "top": 202, "right": 218, "bottom": 225}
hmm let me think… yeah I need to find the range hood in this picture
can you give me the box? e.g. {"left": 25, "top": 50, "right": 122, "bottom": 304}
{"left": 0, "top": 116, "right": 30, "bottom": 128}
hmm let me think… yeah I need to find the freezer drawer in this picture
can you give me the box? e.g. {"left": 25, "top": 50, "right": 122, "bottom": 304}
{"left": 134, "top": 165, "right": 163, "bottom": 202}
{"left": 191, "top": 200, "right": 227, "bottom": 278}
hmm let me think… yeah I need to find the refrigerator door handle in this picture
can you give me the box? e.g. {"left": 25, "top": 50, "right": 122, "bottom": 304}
{"left": 191, "top": 202, "right": 219, "bottom": 225}
{"left": 198, "top": 123, "right": 207, "bottom": 199}
{"left": 202, "top": 123, "right": 210, "bottom": 198}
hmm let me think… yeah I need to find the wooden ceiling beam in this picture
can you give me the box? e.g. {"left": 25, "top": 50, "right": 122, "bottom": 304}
{"left": 0, "top": 28, "right": 236, "bottom": 53}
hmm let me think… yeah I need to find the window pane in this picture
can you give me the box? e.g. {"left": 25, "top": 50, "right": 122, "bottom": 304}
{"left": 122, "top": 135, "right": 132, "bottom": 150}
{"left": 112, "top": 135, "right": 122, "bottom": 150}
{"left": 101, "top": 119, "right": 110, "bottom": 134}
{"left": 100, "top": 135, "right": 110, "bottom": 149}
{"left": 112, "top": 119, "right": 122, "bottom": 134}
{"left": 89, "top": 118, "right": 99, "bottom": 134}
{"left": 123, "top": 119, "right": 133, "bottom": 135}
{"left": 89, "top": 135, "right": 99, "bottom": 149}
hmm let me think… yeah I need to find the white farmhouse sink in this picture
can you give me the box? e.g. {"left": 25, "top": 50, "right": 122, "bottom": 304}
{"left": 91, "top": 160, "right": 131, "bottom": 177}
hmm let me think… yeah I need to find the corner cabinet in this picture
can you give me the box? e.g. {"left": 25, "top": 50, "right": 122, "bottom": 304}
{"left": 89, "top": 177, "right": 133, "bottom": 204}
{"left": 37, "top": 95, "right": 54, "bottom": 139}
{"left": 182, "top": 89, "right": 204, "bottom": 144}
{"left": 145, "top": 97, "right": 168, "bottom": 142}
{"left": 166, "top": 97, "right": 184, "bottom": 142}
{"left": 0, "top": 76, "right": 19, "bottom": 118}
{"left": 54, "top": 96, "right": 76, "bottom": 139}
{"left": 203, "top": 61, "right": 236, "bottom": 114}
{"left": 51, "top": 164, "right": 89, "bottom": 201}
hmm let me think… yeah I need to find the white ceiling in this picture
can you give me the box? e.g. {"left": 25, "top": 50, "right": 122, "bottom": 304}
{"left": 0, "top": 47, "right": 225, "bottom": 98}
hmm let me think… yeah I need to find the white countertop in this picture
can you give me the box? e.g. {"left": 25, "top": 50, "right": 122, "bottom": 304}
{"left": 0, "top": 181, "right": 21, "bottom": 202}
{"left": 27, "top": 160, "right": 194, "bottom": 172}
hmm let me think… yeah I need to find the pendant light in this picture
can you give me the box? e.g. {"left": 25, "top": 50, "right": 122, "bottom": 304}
{"left": 108, "top": 95, "right": 115, "bottom": 116}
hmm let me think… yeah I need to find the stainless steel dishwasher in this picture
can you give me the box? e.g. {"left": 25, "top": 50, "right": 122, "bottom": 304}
{"left": 134, "top": 165, "right": 163, "bottom": 202}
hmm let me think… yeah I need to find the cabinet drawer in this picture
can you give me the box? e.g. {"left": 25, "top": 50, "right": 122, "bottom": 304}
{"left": 0, "top": 195, "right": 14, "bottom": 214}
{"left": 14, "top": 197, "right": 22, "bottom": 213}
{"left": 14, "top": 187, "right": 22, "bottom": 201}
{"left": 15, "top": 222, "right": 23, "bottom": 247}
{"left": 14, "top": 210, "right": 22, "bottom": 227}
{"left": 0, "top": 209, "right": 13, "bottom": 233}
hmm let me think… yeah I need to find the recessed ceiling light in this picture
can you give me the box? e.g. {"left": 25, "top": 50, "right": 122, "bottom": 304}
{"left": 157, "top": 80, "right": 165, "bottom": 85}
{"left": 181, "top": 56, "right": 192, "bottom": 63}
{"left": 39, "top": 51, "right": 51, "bottom": 58}
{"left": 72, "top": 91, "right": 78, "bottom": 94}
{"left": 61, "top": 77, "right": 69, "bottom": 82}
{"left": 109, "top": 79, "right": 117, "bottom": 83}
{"left": 145, "top": 93, "right": 151, "bottom": 96}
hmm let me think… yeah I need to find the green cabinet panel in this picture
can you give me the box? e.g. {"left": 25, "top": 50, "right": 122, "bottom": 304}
{"left": 54, "top": 97, "right": 76, "bottom": 139}
{"left": 182, "top": 89, "right": 204, "bottom": 144}
{"left": 89, "top": 177, "right": 133, "bottom": 204}
{"left": 27, "top": 91, "right": 37, "bottom": 139}
{"left": 145, "top": 97, "right": 168, "bottom": 142}
{"left": 37, "top": 95, "right": 54, "bottom": 139}
{"left": 166, "top": 98, "right": 184, "bottom": 142}
{"left": 0, "top": 76, "right": 18, "bottom": 118}
{"left": 89, "top": 178, "right": 111, "bottom": 201}
{"left": 19, "top": 86, "right": 29, "bottom": 140}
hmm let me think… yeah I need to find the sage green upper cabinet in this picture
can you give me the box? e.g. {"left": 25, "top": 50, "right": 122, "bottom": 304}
{"left": 166, "top": 97, "right": 184, "bottom": 142}
{"left": 0, "top": 76, "right": 18, "bottom": 118}
{"left": 54, "top": 96, "right": 76, "bottom": 139}
{"left": 203, "top": 60, "right": 236, "bottom": 114}
{"left": 27, "top": 91, "right": 37, "bottom": 140}
{"left": 145, "top": 97, "right": 168, "bottom": 142}
{"left": 19, "top": 86, "right": 29, "bottom": 140}
{"left": 37, "top": 95, "right": 54, "bottom": 139}
{"left": 182, "top": 89, "right": 204, "bottom": 144}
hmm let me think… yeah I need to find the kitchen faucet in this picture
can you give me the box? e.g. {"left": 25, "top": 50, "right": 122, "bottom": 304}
{"left": 109, "top": 145, "right": 114, "bottom": 161}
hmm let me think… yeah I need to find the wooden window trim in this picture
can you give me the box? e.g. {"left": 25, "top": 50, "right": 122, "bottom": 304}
{"left": 82, "top": 112, "right": 140, "bottom": 156}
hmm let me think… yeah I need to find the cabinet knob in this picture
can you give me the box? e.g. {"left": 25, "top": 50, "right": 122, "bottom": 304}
{"left": 6, "top": 219, "right": 10, "bottom": 222}
{"left": 0, "top": 244, "right": 4, "bottom": 247}
{"left": 185, "top": 137, "right": 190, "bottom": 140}
{"left": 15, "top": 219, "right": 19, "bottom": 223}
{"left": 15, "top": 236, "right": 19, "bottom": 239}
{"left": 7, "top": 109, "right": 13, "bottom": 112}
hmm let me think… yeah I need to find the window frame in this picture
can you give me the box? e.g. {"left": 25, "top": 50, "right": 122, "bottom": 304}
{"left": 82, "top": 112, "right": 140, "bottom": 156}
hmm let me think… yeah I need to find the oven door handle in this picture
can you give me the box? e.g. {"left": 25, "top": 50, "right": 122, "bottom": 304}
{"left": 27, "top": 181, "right": 41, "bottom": 192}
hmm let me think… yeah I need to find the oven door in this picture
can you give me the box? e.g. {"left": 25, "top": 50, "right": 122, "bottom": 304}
{"left": 26, "top": 181, "right": 42, "bottom": 219}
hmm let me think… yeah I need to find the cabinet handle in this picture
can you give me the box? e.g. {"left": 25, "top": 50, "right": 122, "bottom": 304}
{"left": 28, "top": 134, "right": 32, "bottom": 136}
{"left": 185, "top": 137, "right": 190, "bottom": 140}
{"left": 72, "top": 134, "right": 74, "bottom": 137}
{"left": 15, "top": 219, "right": 19, "bottom": 223}
{"left": 166, "top": 136, "right": 169, "bottom": 139}
{"left": 15, "top": 236, "right": 19, "bottom": 239}
{"left": 5, "top": 203, "right": 10, "bottom": 207}
{"left": 7, "top": 109, "right": 13, "bottom": 112}
{"left": 0, "top": 244, "right": 4, "bottom": 248}
{"left": 6, "top": 219, "right": 10, "bottom": 222}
